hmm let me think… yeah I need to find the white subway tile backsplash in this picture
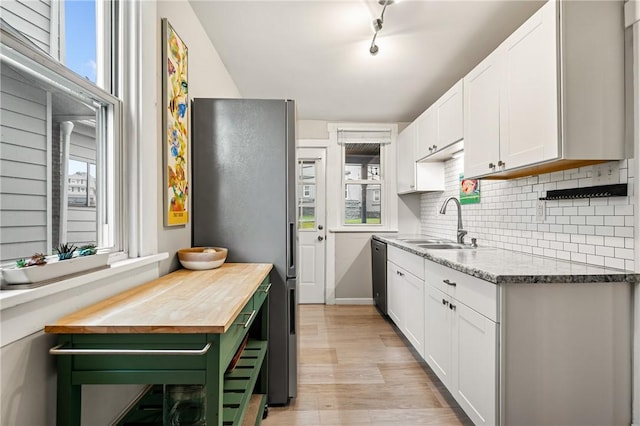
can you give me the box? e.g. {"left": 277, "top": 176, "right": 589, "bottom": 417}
{"left": 605, "top": 257, "right": 625, "bottom": 269}
{"left": 615, "top": 204, "right": 633, "bottom": 216}
{"left": 578, "top": 225, "right": 595, "bottom": 235}
{"left": 595, "top": 246, "right": 614, "bottom": 257}
{"left": 586, "top": 254, "right": 605, "bottom": 266}
{"left": 586, "top": 235, "right": 604, "bottom": 246}
{"left": 570, "top": 216, "right": 586, "bottom": 225}
{"left": 605, "top": 236, "right": 626, "bottom": 247}
{"left": 571, "top": 252, "right": 587, "bottom": 263}
{"left": 586, "top": 216, "right": 604, "bottom": 226}
{"left": 595, "top": 205, "right": 615, "bottom": 216}
{"left": 605, "top": 216, "right": 625, "bottom": 226}
{"left": 419, "top": 158, "right": 634, "bottom": 270}
{"left": 615, "top": 226, "right": 634, "bottom": 238}
{"left": 595, "top": 226, "right": 615, "bottom": 236}
{"left": 579, "top": 245, "right": 595, "bottom": 255}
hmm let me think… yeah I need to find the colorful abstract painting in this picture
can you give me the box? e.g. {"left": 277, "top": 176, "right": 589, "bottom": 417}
{"left": 162, "top": 19, "right": 189, "bottom": 226}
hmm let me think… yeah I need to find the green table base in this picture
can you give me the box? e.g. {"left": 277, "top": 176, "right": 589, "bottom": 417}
{"left": 54, "top": 278, "right": 270, "bottom": 426}
{"left": 115, "top": 340, "right": 268, "bottom": 426}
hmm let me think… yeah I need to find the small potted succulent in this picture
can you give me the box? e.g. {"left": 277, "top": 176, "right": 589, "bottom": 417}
{"left": 55, "top": 243, "right": 77, "bottom": 261}
{"left": 15, "top": 253, "right": 47, "bottom": 268}
{"left": 78, "top": 244, "right": 97, "bottom": 256}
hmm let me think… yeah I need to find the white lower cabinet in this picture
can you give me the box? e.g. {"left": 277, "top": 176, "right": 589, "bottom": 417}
{"left": 387, "top": 246, "right": 425, "bottom": 354}
{"left": 424, "top": 284, "right": 453, "bottom": 384}
{"left": 386, "top": 262, "right": 402, "bottom": 326}
{"left": 453, "top": 300, "right": 497, "bottom": 426}
{"left": 424, "top": 259, "right": 498, "bottom": 426}
{"left": 402, "top": 270, "right": 424, "bottom": 354}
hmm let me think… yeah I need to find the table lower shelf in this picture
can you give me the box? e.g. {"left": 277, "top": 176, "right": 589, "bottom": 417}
{"left": 115, "top": 339, "right": 268, "bottom": 426}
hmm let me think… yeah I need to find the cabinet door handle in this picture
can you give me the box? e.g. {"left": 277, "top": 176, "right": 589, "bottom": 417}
{"left": 428, "top": 146, "right": 433, "bottom": 152}
{"left": 235, "top": 310, "right": 257, "bottom": 328}
{"left": 443, "top": 279, "right": 456, "bottom": 287}
{"left": 449, "top": 303, "right": 456, "bottom": 311}
{"left": 260, "top": 283, "right": 272, "bottom": 293}
{"left": 432, "top": 145, "right": 437, "bottom": 151}
{"left": 498, "top": 160, "right": 505, "bottom": 167}
{"left": 398, "top": 271, "right": 404, "bottom": 277}
{"left": 489, "top": 162, "right": 495, "bottom": 169}
{"left": 442, "top": 298, "right": 449, "bottom": 306}
{"left": 49, "top": 342, "right": 212, "bottom": 356}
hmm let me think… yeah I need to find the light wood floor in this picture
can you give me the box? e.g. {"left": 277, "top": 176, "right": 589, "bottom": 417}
{"left": 263, "top": 305, "right": 472, "bottom": 426}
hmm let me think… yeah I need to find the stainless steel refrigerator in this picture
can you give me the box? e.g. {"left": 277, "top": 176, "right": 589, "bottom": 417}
{"left": 191, "top": 98, "right": 297, "bottom": 405}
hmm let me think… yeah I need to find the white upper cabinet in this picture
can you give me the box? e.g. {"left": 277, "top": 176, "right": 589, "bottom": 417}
{"left": 435, "top": 80, "right": 464, "bottom": 150}
{"left": 397, "top": 122, "right": 444, "bottom": 194}
{"left": 397, "top": 121, "right": 417, "bottom": 193}
{"left": 417, "top": 80, "right": 464, "bottom": 162}
{"left": 415, "top": 107, "right": 436, "bottom": 161}
{"left": 464, "top": 0, "right": 626, "bottom": 179}
{"left": 500, "top": 1, "right": 558, "bottom": 172}
{"left": 464, "top": 52, "right": 502, "bottom": 178}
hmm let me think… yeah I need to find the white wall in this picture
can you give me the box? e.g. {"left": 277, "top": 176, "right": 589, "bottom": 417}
{"left": 154, "top": 0, "right": 241, "bottom": 275}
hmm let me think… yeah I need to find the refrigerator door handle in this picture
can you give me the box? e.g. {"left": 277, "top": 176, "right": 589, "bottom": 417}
{"left": 289, "top": 288, "right": 296, "bottom": 335}
{"left": 289, "top": 222, "right": 296, "bottom": 270}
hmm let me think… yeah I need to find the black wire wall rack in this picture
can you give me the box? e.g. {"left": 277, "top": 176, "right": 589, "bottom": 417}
{"left": 539, "top": 184, "right": 627, "bottom": 201}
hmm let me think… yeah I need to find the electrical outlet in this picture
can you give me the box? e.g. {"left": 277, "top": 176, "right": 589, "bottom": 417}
{"left": 536, "top": 200, "right": 546, "bottom": 222}
{"left": 592, "top": 162, "right": 620, "bottom": 186}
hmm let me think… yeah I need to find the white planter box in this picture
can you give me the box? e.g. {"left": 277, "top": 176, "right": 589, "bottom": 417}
{"left": 2, "top": 253, "right": 110, "bottom": 286}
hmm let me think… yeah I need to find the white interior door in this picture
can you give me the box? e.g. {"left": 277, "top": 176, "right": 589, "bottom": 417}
{"left": 297, "top": 148, "right": 326, "bottom": 304}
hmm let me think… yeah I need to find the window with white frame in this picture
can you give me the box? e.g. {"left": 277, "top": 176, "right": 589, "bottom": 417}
{"left": 339, "top": 129, "right": 390, "bottom": 225}
{"left": 0, "top": 0, "right": 123, "bottom": 265}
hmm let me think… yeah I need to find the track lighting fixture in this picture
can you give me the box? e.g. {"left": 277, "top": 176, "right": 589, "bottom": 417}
{"left": 369, "top": 0, "right": 395, "bottom": 56}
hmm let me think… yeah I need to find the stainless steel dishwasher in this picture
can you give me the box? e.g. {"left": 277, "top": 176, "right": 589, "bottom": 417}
{"left": 371, "top": 238, "right": 387, "bottom": 315}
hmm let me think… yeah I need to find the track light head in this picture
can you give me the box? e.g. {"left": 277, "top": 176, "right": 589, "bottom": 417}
{"left": 372, "top": 18, "right": 383, "bottom": 32}
{"left": 369, "top": 44, "right": 379, "bottom": 56}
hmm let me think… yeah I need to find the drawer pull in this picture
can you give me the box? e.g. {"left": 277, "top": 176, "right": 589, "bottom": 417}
{"left": 260, "top": 283, "right": 272, "bottom": 293}
{"left": 442, "top": 298, "right": 448, "bottom": 306}
{"left": 449, "top": 303, "right": 456, "bottom": 311}
{"left": 235, "top": 310, "right": 257, "bottom": 328}
{"left": 49, "top": 342, "right": 212, "bottom": 356}
{"left": 443, "top": 279, "right": 456, "bottom": 287}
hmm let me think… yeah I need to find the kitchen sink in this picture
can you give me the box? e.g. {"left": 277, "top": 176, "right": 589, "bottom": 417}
{"left": 417, "top": 243, "right": 478, "bottom": 250}
{"left": 398, "top": 238, "right": 453, "bottom": 244}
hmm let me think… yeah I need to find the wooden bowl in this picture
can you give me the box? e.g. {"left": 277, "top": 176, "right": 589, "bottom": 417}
{"left": 177, "top": 247, "right": 228, "bottom": 270}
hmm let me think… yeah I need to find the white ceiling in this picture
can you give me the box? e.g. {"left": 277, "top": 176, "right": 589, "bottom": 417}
{"left": 188, "top": 0, "right": 545, "bottom": 123}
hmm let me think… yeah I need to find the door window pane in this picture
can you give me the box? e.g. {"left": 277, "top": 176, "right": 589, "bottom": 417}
{"left": 298, "top": 160, "right": 316, "bottom": 230}
{"left": 344, "top": 184, "right": 381, "bottom": 224}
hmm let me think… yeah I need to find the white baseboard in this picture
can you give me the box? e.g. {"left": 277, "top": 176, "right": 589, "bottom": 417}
{"left": 334, "top": 298, "right": 374, "bottom": 305}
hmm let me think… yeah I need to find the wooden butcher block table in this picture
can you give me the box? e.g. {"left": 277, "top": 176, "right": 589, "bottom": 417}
{"left": 45, "top": 263, "right": 273, "bottom": 426}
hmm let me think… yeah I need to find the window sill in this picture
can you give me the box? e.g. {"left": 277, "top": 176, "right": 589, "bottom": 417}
{"left": 0, "top": 253, "right": 168, "bottom": 312}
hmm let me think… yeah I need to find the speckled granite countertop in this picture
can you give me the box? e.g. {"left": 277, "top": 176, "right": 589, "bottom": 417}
{"left": 373, "top": 234, "right": 638, "bottom": 285}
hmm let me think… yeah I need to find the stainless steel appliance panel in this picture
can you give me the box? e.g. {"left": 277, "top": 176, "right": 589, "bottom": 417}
{"left": 191, "top": 98, "right": 297, "bottom": 405}
{"left": 371, "top": 239, "right": 387, "bottom": 315}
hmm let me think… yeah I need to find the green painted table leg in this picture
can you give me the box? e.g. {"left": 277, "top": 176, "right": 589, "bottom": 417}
{"left": 205, "top": 335, "right": 222, "bottom": 425}
{"left": 56, "top": 337, "right": 81, "bottom": 426}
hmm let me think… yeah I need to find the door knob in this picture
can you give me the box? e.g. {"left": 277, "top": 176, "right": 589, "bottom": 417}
{"left": 317, "top": 236, "right": 324, "bottom": 241}
{"left": 318, "top": 225, "right": 324, "bottom": 230}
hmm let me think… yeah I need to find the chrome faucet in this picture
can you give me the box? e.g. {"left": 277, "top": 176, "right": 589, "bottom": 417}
{"left": 439, "top": 196, "right": 467, "bottom": 244}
